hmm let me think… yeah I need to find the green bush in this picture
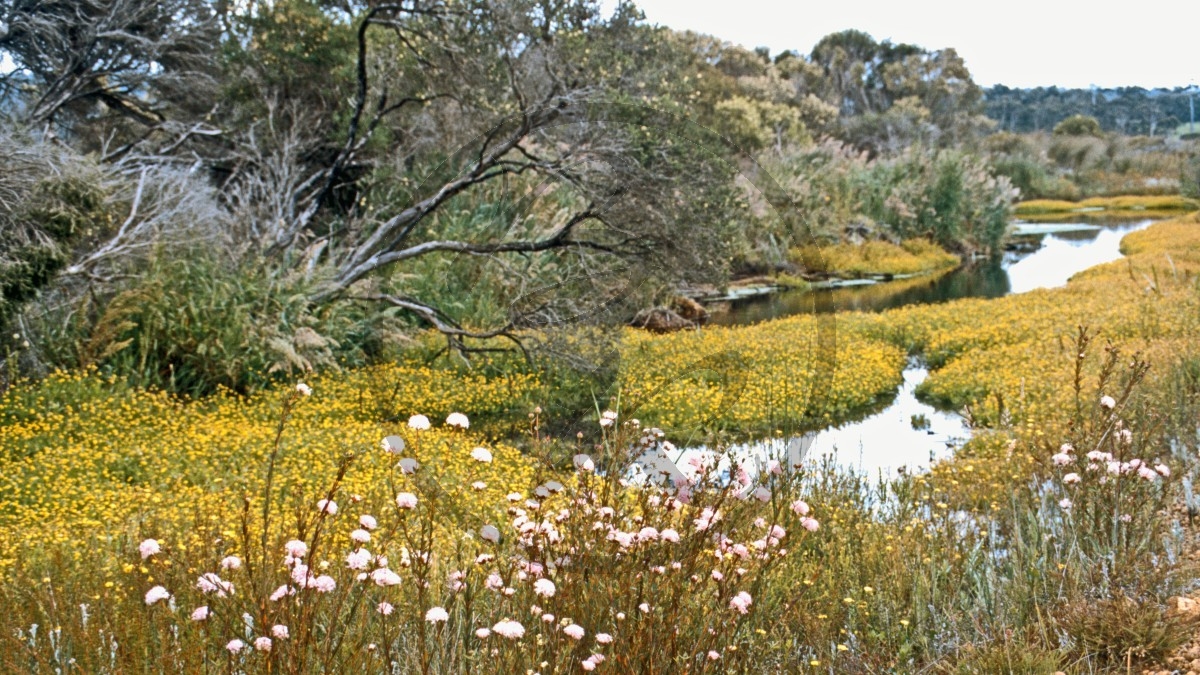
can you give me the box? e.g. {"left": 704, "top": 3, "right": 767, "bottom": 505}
{"left": 1053, "top": 114, "right": 1103, "bottom": 137}
{"left": 35, "top": 252, "right": 403, "bottom": 397}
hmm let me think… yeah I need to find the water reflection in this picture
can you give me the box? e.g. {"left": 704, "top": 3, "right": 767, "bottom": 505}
{"left": 711, "top": 218, "right": 1155, "bottom": 325}
{"left": 692, "top": 218, "right": 1157, "bottom": 474}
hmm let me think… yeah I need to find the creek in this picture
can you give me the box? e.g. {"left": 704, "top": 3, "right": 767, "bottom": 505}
{"left": 685, "top": 217, "right": 1157, "bottom": 477}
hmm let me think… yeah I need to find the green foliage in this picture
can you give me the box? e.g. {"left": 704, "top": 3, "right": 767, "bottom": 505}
{"left": 0, "top": 157, "right": 111, "bottom": 334}
{"left": 36, "top": 253, "right": 401, "bottom": 397}
{"left": 1057, "top": 595, "right": 1198, "bottom": 664}
{"left": 1053, "top": 114, "right": 1104, "bottom": 137}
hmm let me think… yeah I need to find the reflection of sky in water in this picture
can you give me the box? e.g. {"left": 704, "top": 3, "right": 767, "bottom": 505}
{"left": 664, "top": 365, "right": 966, "bottom": 480}
{"left": 687, "top": 219, "right": 1156, "bottom": 475}
{"left": 1003, "top": 219, "right": 1151, "bottom": 294}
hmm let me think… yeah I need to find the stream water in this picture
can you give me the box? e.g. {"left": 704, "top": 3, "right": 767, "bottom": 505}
{"left": 690, "top": 217, "right": 1157, "bottom": 477}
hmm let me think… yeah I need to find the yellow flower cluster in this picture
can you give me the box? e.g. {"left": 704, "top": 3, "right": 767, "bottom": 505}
{"left": 0, "top": 363, "right": 540, "bottom": 573}
{"left": 791, "top": 239, "right": 960, "bottom": 278}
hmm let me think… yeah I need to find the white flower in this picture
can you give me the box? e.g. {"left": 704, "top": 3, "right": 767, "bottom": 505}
{"left": 381, "top": 435, "right": 405, "bottom": 453}
{"left": 144, "top": 586, "right": 170, "bottom": 605}
{"left": 573, "top": 454, "right": 595, "bottom": 472}
{"left": 370, "top": 568, "right": 402, "bottom": 587}
{"left": 351, "top": 529, "right": 371, "bottom": 544}
{"left": 1051, "top": 452, "right": 1073, "bottom": 466}
{"left": 396, "top": 492, "right": 418, "bottom": 509}
{"left": 446, "top": 412, "right": 470, "bottom": 429}
{"left": 398, "top": 457, "right": 419, "bottom": 474}
{"left": 271, "top": 625, "right": 289, "bottom": 639}
{"left": 377, "top": 602, "right": 394, "bottom": 615}
{"left": 471, "top": 447, "right": 493, "bottom": 463}
{"left": 138, "top": 539, "right": 161, "bottom": 559}
{"left": 220, "top": 555, "right": 242, "bottom": 570}
{"left": 426, "top": 606, "right": 450, "bottom": 623}
{"left": 534, "top": 578, "right": 556, "bottom": 597}
{"left": 480, "top": 525, "right": 501, "bottom": 543}
{"left": 190, "top": 606, "right": 209, "bottom": 621}
{"left": 1062, "top": 472, "right": 1081, "bottom": 485}
{"left": 1156, "top": 463, "right": 1171, "bottom": 477}
{"left": 1059, "top": 498, "right": 1073, "bottom": 510}
{"left": 407, "top": 414, "right": 431, "bottom": 431}
{"left": 346, "top": 548, "right": 372, "bottom": 570}
{"left": 254, "top": 637, "right": 272, "bottom": 652}
{"left": 1100, "top": 395, "right": 1116, "bottom": 410}
{"left": 359, "top": 514, "right": 377, "bottom": 530}
{"left": 563, "top": 624, "right": 585, "bottom": 640}
{"left": 492, "top": 619, "right": 525, "bottom": 639}
{"left": 295, "top": 383, "right": 312, "bottom": 397}
{"left": 284, "top": 539, "right": 307, "bottom": 558}
{"left": 225, "top": 639, "right": 245, "bottom": 654}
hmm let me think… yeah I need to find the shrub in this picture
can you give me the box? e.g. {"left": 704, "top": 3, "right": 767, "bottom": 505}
{"left": 1053, "top": 114, "right": 1103, "bottom": 137}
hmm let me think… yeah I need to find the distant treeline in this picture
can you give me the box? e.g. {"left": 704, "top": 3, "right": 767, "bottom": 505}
{"left": 984, "top": 85, "right": 1197, "bottom": 135}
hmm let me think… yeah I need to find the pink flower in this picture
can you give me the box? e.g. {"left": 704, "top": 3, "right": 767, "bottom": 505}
{"left": 1156, "top": 464, "right": 1171, "bottom": 477}
{"left": 729, "top": 591, "right": 752, "bottom": 614}
{"left": 446, "top": 412, "right": 470, "bottom": 429}
{"left": 144, "top": 586, "right": 170, "bottom": 605}
{"left": 225, "top": 639, "right": 245, "bottom": 654}
{"left": 475, "top": 628, "right": 491, "bottom": 639}
{"left": 801, "top": 517, "right": 820, "bottom": 532}
{"left": 708, "top": 650, "right": 721, "bottom": 660}
{"left": 1062, "top": 473, "right": 1081, "bottom": 485}
{"left": 596, "top": 633, "right": 613, "bottom": 644}
{"left": 1051, "top": 453, "right": 1073, "bottom": 466}
{"left": 270, "top": 584, "right": 292, "bottom": 601}
{"left": 1138, "top": 465, "right": 1158, "bottom": 481}
{"left": 254, "top": 637, "right": 272, "bottom": 652}
{"left": 317, "top": 498, "right": 338, "bottom": 515}
{"left": 492, "top": 619, "right": 526, "bottom": 639}
{"left": 220, "top": 555, "right": 242, "bottom": 570}
{"left": 480, "top": 525, "right": 500, "bottom": 543}
{"left": 271, "top": 625, "right": 289, "bottom": 639}
{"left": 637, "top": 527, "right": 659, "bottom": 542}
{"left": 711, "top": 569, "right": 724, "bottom": 581}
{"left": 790, "top": 500, "right": 810, "bottom": 516}
{"left": 638, "top": 603, "right": 650, "bottom": 614}
{"left": 138, "top": 539, "right": 161, "bottom": 559}
{"left": 284, "top": 540, "right": 307, "bottom": 558}
{"left": 377, "top": 602, "right": 394, "bottom": 615}
{"left": 563, "top": 624, "right": 585, "bottom": 640}
{"left": 407, "top": 414, "right": 431, "bottom": 430}
{"left": 426, "top": 607, "right": 449, "bottom": 623}
{"left": 693, "top": 507, "right": 720, "bottom": 531}
{"left": 752, "top": 486, "right": 771, "bottom": 502}
{"left": 1059, "top": 498, "right": 1073, "bottom": 510}
{"left": 395, "top": 492, "right": 418, "bottom": 509}
{"left": 661, "top": 528, "right": 680, "bottom": 543}
{"left": 359, "top": 514, "right": 377, "bottom": 530}
{"left": 534, "top": 578, "right": 556, "bottom": 597}
{"left": 370, "top": 568, "right": 401, "bottom": 587}
{"left": 190, "top": 605, "right": 209, "bottom": 621}
{"left": 351, "top": 529, "right": 371, "bottom": 544}
{"left": 197, "top": 573, "right": 233, "bottom": 597}
{"left": 311, "top": 575, "right": 336, "bottom": 593}
{"left": 472, "top": 447, "right": 493, "bottom": 463}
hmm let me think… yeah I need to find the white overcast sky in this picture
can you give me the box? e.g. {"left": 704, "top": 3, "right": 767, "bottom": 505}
{"left": 621, "top": 0, "right": 1198, "bottom": 89}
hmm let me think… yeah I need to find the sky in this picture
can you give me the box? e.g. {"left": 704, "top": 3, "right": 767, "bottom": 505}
{"left": 622, "top": 0, "right": 1198, "bottom": 89}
